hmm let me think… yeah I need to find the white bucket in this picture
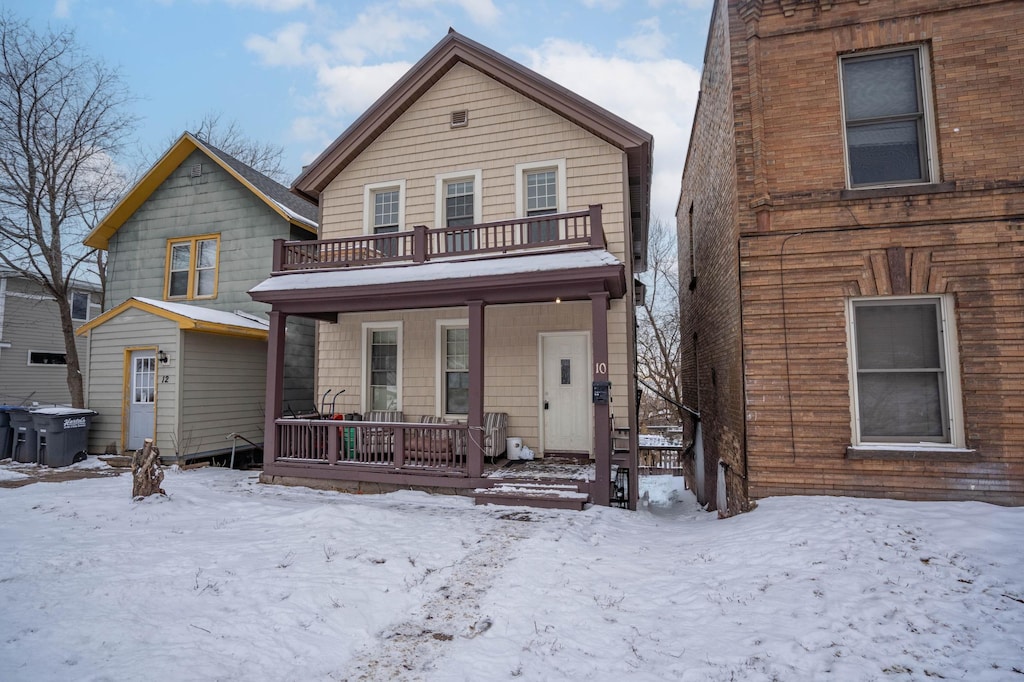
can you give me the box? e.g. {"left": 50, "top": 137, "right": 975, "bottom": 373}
{"left": 506, "top": 437, "right": 524, "bottom": 460}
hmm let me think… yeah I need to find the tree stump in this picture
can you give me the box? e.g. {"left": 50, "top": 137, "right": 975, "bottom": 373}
{"left": 131, "top": 438, "right": 165, "bottom": 498}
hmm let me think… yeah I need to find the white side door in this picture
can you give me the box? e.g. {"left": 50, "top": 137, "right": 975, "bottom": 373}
{"left": 127, "top": 350, "right": 156, "bottom": 450}
{"left": 540, "top": 333, "right": 591, "bottom": 455}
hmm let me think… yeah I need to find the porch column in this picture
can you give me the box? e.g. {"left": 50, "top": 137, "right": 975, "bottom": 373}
{"left": 263, "top": 310, "right": 287, "bottom": 468}
{"left": 467, "top": 299, "right": 485, "bottom": 478}
{"left": 590, "top": 291, "right": 611, "bottom": 506}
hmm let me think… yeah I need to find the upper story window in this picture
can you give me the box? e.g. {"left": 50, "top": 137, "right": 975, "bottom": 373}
{"left": 165, "top": 235, "right": 220, "bottom": 300}
{"left": 435, "top": 170, "right": 482, "bottom": 253}
{"left": 70, "top": 291, "right": 90, "bottom": 321}
{"left": 840, "top": 46, "right": 937, "bottom": 188}
{"left": 848, "top": 295, "right": 962, "bottom": 447}
{"left": 364, "top": 180, "right": 405, "bottom": 258}
{"left": 515, "top": 159, "right": 566, "bottom": 244}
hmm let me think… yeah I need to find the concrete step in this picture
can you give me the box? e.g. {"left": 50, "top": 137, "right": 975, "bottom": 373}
{"left": 473, "top": 482, "right": 590, "bottom": 511}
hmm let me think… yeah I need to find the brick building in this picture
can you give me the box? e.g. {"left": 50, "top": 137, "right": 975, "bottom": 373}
{"left": 677, "top": 0, "right": 1024, "bottom": 515}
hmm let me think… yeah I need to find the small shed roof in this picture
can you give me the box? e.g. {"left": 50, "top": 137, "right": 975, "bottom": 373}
{"left": 84, "top": 132, "right": 318, "bottom": 250}
{"left": 75, "top": 297, "right": 269, "bottom": 340}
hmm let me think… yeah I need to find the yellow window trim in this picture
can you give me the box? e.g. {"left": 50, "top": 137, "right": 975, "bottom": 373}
{"left": 164, "top": 233, "right": 221, "bottom": 301}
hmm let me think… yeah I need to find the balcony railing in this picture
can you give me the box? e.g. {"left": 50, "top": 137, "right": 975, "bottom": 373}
{"left": 273, "top": 418, "right": 471, "bottom": 475}
{"left": 272, "top": 205, "right": 604, "bottom": 273}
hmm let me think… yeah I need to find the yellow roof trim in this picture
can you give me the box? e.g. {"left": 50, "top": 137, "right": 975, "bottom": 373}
{"left": 76, "top": 298, "right": 269, "bottom": 341}
{"left": 83, "top": 132, "right": 315, "bottom": 250}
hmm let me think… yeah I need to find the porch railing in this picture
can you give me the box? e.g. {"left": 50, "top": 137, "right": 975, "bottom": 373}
{"left": 272, "top": 205, "right": 605, "bottom": 273}
{"left": 273, "top": 419, "right": 471, "bottom": 475}
{"left": 637, "top": 444, "right": 690, "bottom": 476}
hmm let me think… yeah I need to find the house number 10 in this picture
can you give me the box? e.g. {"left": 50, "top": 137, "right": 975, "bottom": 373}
{"left": 594, "top": 362, "right": 607, "bottom": 375}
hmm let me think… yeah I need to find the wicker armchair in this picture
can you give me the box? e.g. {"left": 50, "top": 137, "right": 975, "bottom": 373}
{"left": 358, "top": 410, "right": 404, "bottom": 458}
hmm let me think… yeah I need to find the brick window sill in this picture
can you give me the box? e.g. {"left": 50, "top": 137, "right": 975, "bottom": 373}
{"left": 846, "top": 445, "right": 977, "bottom": 462}
{"left": 840, "top": 181, "right": 956, "bottom": 201}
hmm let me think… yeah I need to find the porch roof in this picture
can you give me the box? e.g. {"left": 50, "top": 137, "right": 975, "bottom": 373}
{"left": 75, "top": 296, "right": 269, "bottom": 340}
{"left": 248, "top": 248, "right": 626, "bottom": 315}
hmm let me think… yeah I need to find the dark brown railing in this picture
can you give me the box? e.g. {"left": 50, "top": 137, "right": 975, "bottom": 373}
{"left": 273, "top": 205, "right": 604, "bottom": 273}
{"left": 274, "top": 419, "right": 471, "bottom": 474}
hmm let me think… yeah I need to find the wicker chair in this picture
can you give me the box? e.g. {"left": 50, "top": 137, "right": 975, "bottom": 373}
{"left": 357, "top": 410, "right": 404, "bottom": 458}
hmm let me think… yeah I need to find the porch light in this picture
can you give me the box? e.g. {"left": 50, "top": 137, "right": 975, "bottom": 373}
{"left": 555, "top": 297, "right": 561, "bottom": 304}
{"left": 158, "top": 350, "right": 169, "bottom": 364}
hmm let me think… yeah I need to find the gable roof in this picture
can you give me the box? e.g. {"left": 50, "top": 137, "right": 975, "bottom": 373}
{"left": 84, "top": 132, "right": 318, "bottom": 250}
{"left": 290, "top": 31, "right": 653, "bottom": 235}
{"left": 75, "top": 296, "right": 269, "bottom": 340}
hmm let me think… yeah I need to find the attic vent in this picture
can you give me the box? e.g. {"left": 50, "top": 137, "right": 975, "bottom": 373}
{"left": 450, "top": 110, "right": 468, "bottom": 128}
{"left": 190, "top": 163, "right": 203, "bottom": 178}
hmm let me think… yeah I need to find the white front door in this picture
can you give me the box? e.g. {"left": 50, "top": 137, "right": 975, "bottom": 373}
{"left": 127, "top": 350, "right": 156, "bottom": 450}
{"left": 540, "top": 333, "right": 591, "bottom": 455}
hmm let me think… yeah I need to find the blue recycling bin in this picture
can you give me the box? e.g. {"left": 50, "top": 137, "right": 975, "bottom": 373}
{"left": 0, "top": 406, "right": 29, "bottom": 460}
{"left": 32, "top": 407, "right": 96, "bottom": 467}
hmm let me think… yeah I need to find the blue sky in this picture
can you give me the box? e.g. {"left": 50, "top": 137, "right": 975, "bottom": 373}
{"left": 11, "top": 0, "right": 714, "bottom": 221}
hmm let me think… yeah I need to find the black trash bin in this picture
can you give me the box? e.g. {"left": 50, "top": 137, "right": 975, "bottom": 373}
{"left": 0, "top": 406, "right": 30, "bottom": 460}
{"left": 32, "top": 407, "right": 96, "bottom": 467}
{"left": 9, "top": 409, "right": 39, "bottom": 463}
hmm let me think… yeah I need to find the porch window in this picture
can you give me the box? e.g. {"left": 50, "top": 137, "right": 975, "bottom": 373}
{"left": 435, "top": 170, "right": 481, "bottom": 252}
{"left": 444, "top": 327, "right": 469, "bottom": 415}
{"left": 515, "top": 159, "right": 566, "bottom": 244}
{"left": 848, "top": 296, "right": 961, "bottom": 445}
{"left": 364, "top": 180, "right": 405, "bottom": 258}
{"left": 165, "top": 235, "right": 220, "bottom": 300}
{"left": 840, "top": 46, "right": 936, "bottom": 188}
{"left": 364, "top": 323, "right": 402, "bottom": 412}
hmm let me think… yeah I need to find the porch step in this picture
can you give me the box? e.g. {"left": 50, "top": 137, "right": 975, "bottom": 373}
{"left": 473, "top": 482, "right": 589, "bottom": 511}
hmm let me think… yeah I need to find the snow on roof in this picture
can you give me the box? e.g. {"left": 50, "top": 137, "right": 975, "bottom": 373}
{"left": 270, "top": 198, "right": 317, "bottom": 230}
{"left": 249, "top": 249, "right": 622, "bottom": 294}
{"left": 133, "top": 297, "right": 269, "bottom": 330}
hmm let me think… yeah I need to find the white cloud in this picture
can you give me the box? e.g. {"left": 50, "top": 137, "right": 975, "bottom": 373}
{"left": 581, "top": 0, "right": 622, "bottom": 9}
{"left": 316, "top": 61, "right": 413, "bottom": 118}
{"left": 400, "top": 0, "right": 501, "bottom": 26}
{"left": 53, "top": 0, "right": 76, "bottom": 18}
{"left": 617, "top": 17, "right": 669, "bottom": 60}
{"left": 224, "top": 0, "right": 316, "bottom": 11}
{"left": 327, "top": 7, "right": 431, "bottom": 64}
{"left": 245, "top": 23, "right": 326, "bottom": 67}
{"left": 522, "top": 38, "right": 700, "bottom": 221}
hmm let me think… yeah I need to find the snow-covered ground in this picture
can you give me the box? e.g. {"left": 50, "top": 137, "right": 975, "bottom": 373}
{"left": 1, "top": 463, "right": 1021, "bottom": 681}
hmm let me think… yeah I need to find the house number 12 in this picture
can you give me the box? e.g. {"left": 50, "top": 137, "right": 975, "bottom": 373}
{"left": 594, "top": 362, "right": 607, "bottom": 375}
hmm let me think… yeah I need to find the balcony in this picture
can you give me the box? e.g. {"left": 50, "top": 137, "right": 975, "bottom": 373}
{"left": 271, "top": 205, "right": 605, "bottom": 274}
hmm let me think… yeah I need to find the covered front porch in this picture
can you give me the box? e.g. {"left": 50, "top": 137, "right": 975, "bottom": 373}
{"left": 250, "top": 207, "right": 637, "bottom": 508}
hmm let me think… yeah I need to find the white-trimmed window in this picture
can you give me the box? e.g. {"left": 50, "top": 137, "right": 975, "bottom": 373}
{"left": 840, "top": 46, "right": 937, "bottom": 188}
{"left": 71, "top": 291, "right": 90, "bottom": 321}
{"left": 436, "top": 319, "right": 469, "bottom": 416}
{"left": 515, "top": 159, "right": 567, "bottom": 243}
{"left": 848, "top": 296, "right": 962, "bottom": 446}
{"left": 28, "top": 350, "right": 67, "bottom": 366}
{"left": 362, "top": 322, "right": 402, "bottom": 412}
{"left": 364, "top": 180, "right": 406, "bottom": 257}
{"left": 435, "top": 170, "right": 482, "bottom": 252}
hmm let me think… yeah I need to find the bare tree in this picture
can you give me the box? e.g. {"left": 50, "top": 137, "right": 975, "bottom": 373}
{"left": 0, "top": 14, "right": 136, "bottom": 406}
{"left": 636, "top": 218, "right": 685, "bottom": 426}
{"left": 173, "top": 111, "right": 288, "bottom": 183}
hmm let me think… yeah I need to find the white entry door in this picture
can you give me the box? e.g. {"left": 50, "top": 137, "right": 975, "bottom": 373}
{"left": 127, "top": 350, "right": 156, "bottom": 450}
{"left": 540, "top": 333, "right": 591, "bottom": 454}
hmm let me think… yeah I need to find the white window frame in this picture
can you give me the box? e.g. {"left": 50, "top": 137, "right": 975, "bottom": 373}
{"left": 846, "top": 294, "right": 964, "bottom": 448}
{"left": 70, "top": 291, "right": 90, "bottom": 321}
{"left": 514, "top": 159, "right": 567, "bottom": 218}
{"left": 435, "top": 318, "right": 469, "bottom": 418}
{"left": 28, "top": 350, "right": 68, "bottom": 366}
{"left": 434, "top": 169, "right": 482, "bottom": 229}
{"left": 363, "top": 180, "right": 407, "bottom": 235}
{"left": 839, "top": 45, "right": 939, "bottom": 189}
{"left": 361, "top": 321, "right": 403, "bottom": 413}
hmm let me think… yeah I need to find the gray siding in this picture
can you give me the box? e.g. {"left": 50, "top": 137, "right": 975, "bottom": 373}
{"left": 0, "top": 276, "right": 92, "bottom": 406}
{"left": 83, "top": 309, "right": 179, "bottom": 455}
{"left": 180, "top": 331, "right": 266, "bottom": 457}
{"left": 105, "top": 149, "right": 303, "bottom": 316}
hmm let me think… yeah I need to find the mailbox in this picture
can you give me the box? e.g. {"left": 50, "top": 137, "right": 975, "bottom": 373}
{"left": 592, "top": 380, "right": 611, "bottom": 404}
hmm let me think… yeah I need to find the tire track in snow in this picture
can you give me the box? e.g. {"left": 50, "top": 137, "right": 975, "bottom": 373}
{"left": 337, "top": 509, "right": 541, "bottom": 681}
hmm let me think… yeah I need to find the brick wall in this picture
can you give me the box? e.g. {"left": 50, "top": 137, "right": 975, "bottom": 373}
{"left": 679, "top": 0, "right": 1024, "bottom": 508}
